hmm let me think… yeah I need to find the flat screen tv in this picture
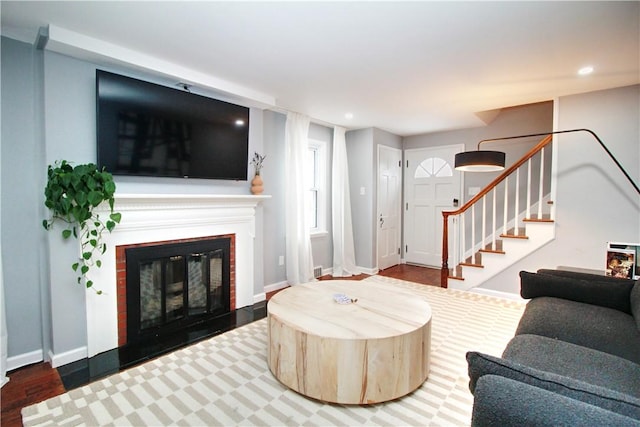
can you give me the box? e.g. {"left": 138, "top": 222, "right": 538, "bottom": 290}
{"left": 96, "top": 70, "right": 249, "bottom": 180}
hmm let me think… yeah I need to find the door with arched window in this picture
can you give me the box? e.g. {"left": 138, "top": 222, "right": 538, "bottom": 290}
{"left": 404, "top": 145, "right": 463, "bottom": 267}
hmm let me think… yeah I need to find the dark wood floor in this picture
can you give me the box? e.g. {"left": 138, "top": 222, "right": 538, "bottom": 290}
{"left": 1, "top": 263, "right": 439, "bottom": 427}
{"left": 1, "top": 363, "right": 66, "bottom": 427}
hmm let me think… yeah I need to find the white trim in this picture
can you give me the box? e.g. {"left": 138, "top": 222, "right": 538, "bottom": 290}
{"left": 310, "top": 230, "right": 329, "bottom": 240}
{"left": 264, "top": 280, "right": 289, "bottom": 294}
{"left": 321, "top": 266, "right": 334, "bottom": 277}
{"left": 253, "top": 292, "right": 266, "bottom": 304}
{"left": 48, "top": 346, "right": 88, "bottom": 368}
{"left": 360, "top": 266, "right": 380, "bottom": 276}
{"left": 308, "top": 139, "right": 329, "bottom": 234}
{"left": 84, "top": 193, "right": 269, "bottom": 358}
{"left": 6, "top": 349, "right": 44, "bottom": 372}
{"left": 45, "top": 25, "right": 275, "bottom": 108}
{"left": 377, "top": 145, "right": 403, "bottom": 270}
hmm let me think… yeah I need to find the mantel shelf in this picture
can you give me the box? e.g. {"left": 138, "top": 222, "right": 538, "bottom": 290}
{"left": 100, "top": 194, "right": 271, "bottom": 212}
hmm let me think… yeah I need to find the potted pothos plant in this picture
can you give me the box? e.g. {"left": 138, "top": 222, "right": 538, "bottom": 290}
{"left": 42, "top": 160, "right": 122, "bottom": 294}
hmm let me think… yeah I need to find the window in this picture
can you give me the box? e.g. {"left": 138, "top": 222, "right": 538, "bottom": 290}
{"left": 306, "top": 139, "right": 327, "bottom": 235}
{"left": 414, "top": 157, "right": 453, "bottom": 178}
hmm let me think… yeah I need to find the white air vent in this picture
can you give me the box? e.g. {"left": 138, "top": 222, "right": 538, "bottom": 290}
{"left": 314, "top": 266, "right": 323, "bottom": 278}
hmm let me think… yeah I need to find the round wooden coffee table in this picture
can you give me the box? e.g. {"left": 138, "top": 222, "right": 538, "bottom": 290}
{"left": 267, "top": 280, "right": 431, "bottom": 404}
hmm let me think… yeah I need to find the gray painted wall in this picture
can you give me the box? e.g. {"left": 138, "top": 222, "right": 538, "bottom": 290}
{"left": 1, "top": 37, "right": 47, "bottom": 360}
{"left": 482, "top": 85, "right": 640, "bottom": 294}
{"left": 261, "top": 111, "right": 287, "bottom": 286}
{"left": 346, "top": 128, "right": 375, "bottom": 269}
{"left": 345, "top": 128, "right": 402, "bottom": 270}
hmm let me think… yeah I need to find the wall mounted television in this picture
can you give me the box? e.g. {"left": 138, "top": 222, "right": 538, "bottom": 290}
{"left": 96, "top": 70, "right": 249, "bottom": 180}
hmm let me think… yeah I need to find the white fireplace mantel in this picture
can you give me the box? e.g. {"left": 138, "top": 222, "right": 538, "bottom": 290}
{"left": 85, "top": 193, "right": 270, "bottom": 358}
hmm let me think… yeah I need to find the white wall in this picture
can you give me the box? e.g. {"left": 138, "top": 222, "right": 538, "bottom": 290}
{"left": 481, "top": 85, "right": 640, "bottom": 294}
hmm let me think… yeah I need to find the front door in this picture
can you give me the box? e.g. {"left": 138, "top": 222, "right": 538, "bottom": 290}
{"left": 404, "top": 145, "right": 463, "bottom": 267}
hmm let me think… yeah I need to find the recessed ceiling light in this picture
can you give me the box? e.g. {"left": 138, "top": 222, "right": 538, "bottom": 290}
{"left": 345, "top": 112, "right": 354, "bottom": 120}
{"left": 578, "top": 66, "right": 594, "bottom": 76}
{"left": 235, "top": 119, "right": 245, "bottom": 126}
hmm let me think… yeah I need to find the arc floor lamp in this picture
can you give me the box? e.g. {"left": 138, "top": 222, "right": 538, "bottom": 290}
{"left": 454, "top": 128, "right": 640, "bottom": 195}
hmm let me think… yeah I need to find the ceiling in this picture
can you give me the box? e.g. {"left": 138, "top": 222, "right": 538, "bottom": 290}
{"left": 2, "top": 1, "right": 639, "bottom": 136}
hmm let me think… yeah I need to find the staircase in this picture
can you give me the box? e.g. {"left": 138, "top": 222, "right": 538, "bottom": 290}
{"left": 440, "top": 135, "right": 555, "bottom": 290}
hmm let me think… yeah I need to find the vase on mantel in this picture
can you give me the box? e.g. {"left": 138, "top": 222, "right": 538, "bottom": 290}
{"left": 251, "top": 173, "right": 264, "bottom": 195}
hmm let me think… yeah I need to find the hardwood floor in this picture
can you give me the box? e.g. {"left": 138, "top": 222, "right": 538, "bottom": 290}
{"left": 1, "top": 363, "right": 65, "bottom": 427}
{"left": 377, "top": 263, "right": 441, "bottom": 286}
{"left": 1, "top": 263, "right": 439, "bottom": 426}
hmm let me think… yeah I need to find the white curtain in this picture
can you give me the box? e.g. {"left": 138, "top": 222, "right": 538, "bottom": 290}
{"left": 331, "top": 126, "right": 358, "bottom": 276}
{"left": 284, "top": 112, "right": 315, "bottom": 285}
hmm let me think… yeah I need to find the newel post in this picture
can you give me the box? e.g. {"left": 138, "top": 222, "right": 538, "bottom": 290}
{"left": 441, "top": 212, "right": 450, "bottom": 288}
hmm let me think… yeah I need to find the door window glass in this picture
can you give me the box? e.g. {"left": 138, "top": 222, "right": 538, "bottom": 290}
{"left": 415, "top": 157, "right": 453, "bottom": 178}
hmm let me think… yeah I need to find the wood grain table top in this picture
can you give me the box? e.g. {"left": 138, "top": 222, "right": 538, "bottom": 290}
{"left": 267, "top": 280, "right": 432, "bottom": 340}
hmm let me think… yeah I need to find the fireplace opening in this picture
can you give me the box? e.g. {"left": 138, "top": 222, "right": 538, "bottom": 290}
{"left": 125, "top": 237, "right": 232, "bottom": 346}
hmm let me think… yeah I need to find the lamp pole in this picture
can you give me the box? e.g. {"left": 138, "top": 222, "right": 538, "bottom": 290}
{"left": 476, "top": 128, "right": 639, "bottom": 194}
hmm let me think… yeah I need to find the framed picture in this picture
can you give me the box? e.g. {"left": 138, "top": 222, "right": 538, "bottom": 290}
{"left": 606, "top": 242, "right": 639, "bottom": 279}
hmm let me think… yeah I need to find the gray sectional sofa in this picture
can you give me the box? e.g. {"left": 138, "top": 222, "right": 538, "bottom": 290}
{"left": 467, "top": 268, "right": 640, "bottom": 426}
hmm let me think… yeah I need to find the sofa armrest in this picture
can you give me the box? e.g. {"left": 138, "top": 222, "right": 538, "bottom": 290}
{"left": 466, "top": 351, "right": 640, "bottom": 419}
{"left": 519, "top": 270, "right": 634, "bottom": 313}
{"left": 472, "top": 375, "right": 640, "bottom": 427}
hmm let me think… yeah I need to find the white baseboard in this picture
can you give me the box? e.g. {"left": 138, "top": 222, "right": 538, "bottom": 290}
{"left": 264, "top": 280, "right": 289, "bottom": 294}
{"left": 469, "top": 287, "right": 525, "bottom": 302}
{"left": 49, "top": 346, "right": 87, "bottom": 368}
{"left": 253, "top": 292, "right": 266, "bottom": 304}
{"left": 321, "top": 266, "right": 333, "bottom": 277}
{"left": 6, "top": 349, "right": 43, "bottom": 372}
{"left": 360, "top": 266, "right": 379, "bottom": 276}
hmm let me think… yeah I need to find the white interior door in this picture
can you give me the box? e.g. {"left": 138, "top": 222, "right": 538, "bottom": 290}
{"left": 404, "top": 145, "right": 463, "bottom": 267}
{"left": 377, "top": 145, "right": 402, "bottom": 270}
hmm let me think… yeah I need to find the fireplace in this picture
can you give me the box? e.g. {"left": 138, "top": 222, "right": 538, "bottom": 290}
{"left": 118, "top": 235, "right": 235, "bottom": 347}
{"left": 79, "top": 194, "right": 267, "bottom": 362}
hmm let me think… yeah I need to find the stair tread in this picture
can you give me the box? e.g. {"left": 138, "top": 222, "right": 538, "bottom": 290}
{"left": 479, "top": 249, "right": 506, "bottom": 254}
{"left": 500, "top": 233, "right": 529, "bottom": 239}
{"left": 524, "top": 218, "right": 554, "bottom": 223}
{"left": 460, "top": 262, "right": 483, "bottom": 268}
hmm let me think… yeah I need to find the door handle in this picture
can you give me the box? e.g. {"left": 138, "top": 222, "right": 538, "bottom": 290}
{"left": 453, "top": 198, "right": 459, "bottom": 207}
{"left": 379, "top": 214, "right": 385, "bottom": 227}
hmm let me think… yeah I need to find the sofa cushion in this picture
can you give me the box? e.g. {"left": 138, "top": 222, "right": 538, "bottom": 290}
{"left": 520, "top": 270, "right": 633, "bottom": 313}
{"left": 515, "top": 296, "right": 640, "bottom": 364}
{"left": 503, "top": 334, "right": 640, "bottom": 398}
{"left": 466, "top": 351, "right": 640, "bottom": 419}
{"left": 472, "top": 375, "right": 640, "bottom": 427}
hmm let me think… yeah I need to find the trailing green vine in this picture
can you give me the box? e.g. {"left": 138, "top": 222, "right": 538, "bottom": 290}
{"left": 42, "top": 160, "right": 122, "bottom": 294}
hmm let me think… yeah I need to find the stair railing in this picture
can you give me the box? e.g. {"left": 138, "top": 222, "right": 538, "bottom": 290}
{"left": 440, "top": 135, "right": 553, "bottom": 287}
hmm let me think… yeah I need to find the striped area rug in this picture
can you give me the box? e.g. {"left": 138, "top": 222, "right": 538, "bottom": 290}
{"left": 22, "top": 276, "right": 525, "bottom": 427}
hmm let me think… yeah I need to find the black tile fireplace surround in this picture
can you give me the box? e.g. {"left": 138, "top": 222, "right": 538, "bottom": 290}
{"left": 57, "top": 300, "right": 267, "bottom": 391}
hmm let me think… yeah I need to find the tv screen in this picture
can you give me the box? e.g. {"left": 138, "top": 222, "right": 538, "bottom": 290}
{"left": 96, "top": 70, "right": 249, "bottom": 180}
